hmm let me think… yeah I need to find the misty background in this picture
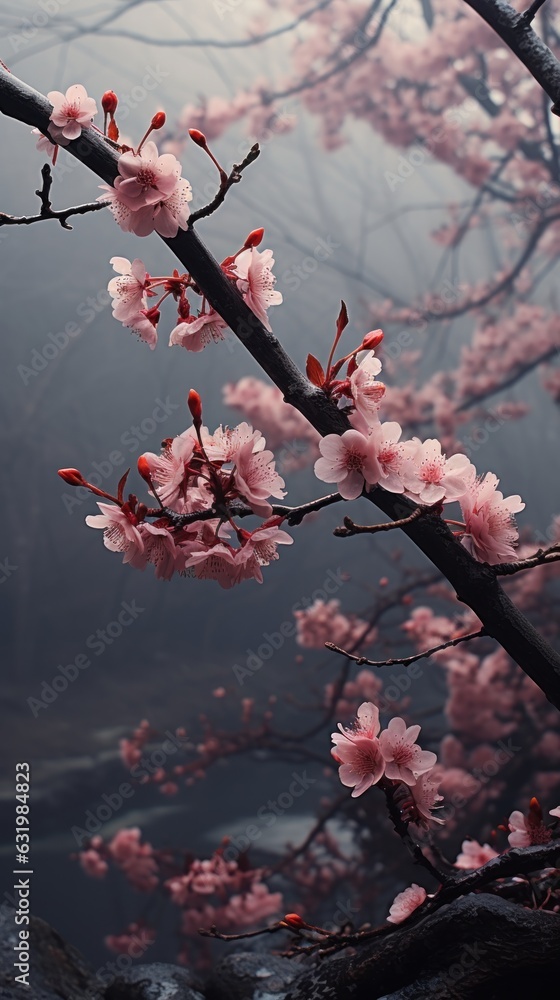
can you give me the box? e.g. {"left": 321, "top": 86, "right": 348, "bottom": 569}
{"left": 0, "top": 0, "right": 558, "bottom": 968}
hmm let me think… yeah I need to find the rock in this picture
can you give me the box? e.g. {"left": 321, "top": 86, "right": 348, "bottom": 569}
{"left": 0, "top": 913, "right": 103, "bottom": 1000}
{"left": 204, "top": 952, "right": 304, "bottom": 1000}
{"left": 104, "top": 962, "right": 205, "bottom": 999}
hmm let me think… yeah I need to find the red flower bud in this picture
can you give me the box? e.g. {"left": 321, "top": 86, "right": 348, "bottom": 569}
{"left": 188, "top": 128, "right": 207, "bottom": 147}
{"left": 282, "top": 913, "right": 306, "bottom": 929}
{"left": 361, "top": 329, "right": 384, "bottom": 351}
{"left": 137, "top": 456, "right": 153, "bottom": 484}
{"left": 101, "top": 90, "right": 118, "bottom": 115}
{"left": 151, "top": 111, "right": 166, "bottom": 130}
{"left": 244, "top": 227, "right": 264, "bottom": 249}
{"left": 188, "top": 389, "right": 203, "bottom": 426}
{"left": 58, "top": 468, "right": 86, "bottom": 487}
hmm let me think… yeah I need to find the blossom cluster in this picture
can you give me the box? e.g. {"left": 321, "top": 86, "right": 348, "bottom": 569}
{"left": 60, "top": 393, "right": 293, "bottom": 588}
{"left": 331, "top": 701, "right": 441, "bottom": 822}
{"left": 78, "top": 835, "right": 282, "bottom": 960}
{"left": 106, "top": 232, "right": 281, "bottom": 352}
{"left": 310, "top": 319, "right": 525, "bottom": 564}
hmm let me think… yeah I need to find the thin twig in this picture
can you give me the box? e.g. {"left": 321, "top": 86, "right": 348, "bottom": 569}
{"left": 325, "top": 628, "right": 487, "bottom": 668}
{"left": 334, "top": 504, "right": 440, "bottom": 537}
{"left": 493, "top": 544, "right": 560, "bottom": 576}
{"left": 153, "top": 492, "right": 344, "bottom": 528}
{"left": 0, "top": 164, "right": 107, "bottom": 230}
{"left": 189, "top": 144, "right": 260, "bottom": 225}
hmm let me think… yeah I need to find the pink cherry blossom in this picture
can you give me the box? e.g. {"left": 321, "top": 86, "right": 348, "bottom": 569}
{"left": 204, "top": 422, "right": 264, "bottom": 463}
{"left": 79, "top": 849, "right": 108, "bottom": 879}
{"left": 378, "top": 717, "right": 437, "bottom": 786}
{"left": 331, "top": 733, "right": 385, "bottom": 796}
{"left": 233, "top": 523, "right": 293, "bottom": 584}
{"left": 85, "top": 503, "right": 144, "bottom": 564}
{"left": 406, "top": 439, "right": 473, "bottom": 504}
{"left": 234, "top": 247, "right": 283, "bottom": 332}
{"left": 507, "top": 808, "right": 552, "bottom": 847}
{"left": 141, "top": 432, "right": 196, "bottom": 509}
{"left": 31, "top": 126, "right": 67, "bottom": 159}
{"left": 99, "top": 143, "right": 192, "bottom": 238}
{"left": 550, "top": 806, "right": 560, "bottom": 819}
{"left": 458, "top": 472, "right": 525, "bottom": 565}
{"left": 169, "top": 309, "right": 228, "bottom": 352}
{"left": 331, "top": 705, "right": 384, "bottom": 796}
{"left": 107, "top": 828, "right": 159, "bottom": 892}
{"left": 47, "top": 83, "right": 98, "bottom": 140}
{"left": 125, "top": 309, "right": 160, "bottom": 349}
{"left": 409, "top": 771, "right": 445, "bottom": 826}
{"left": 387, "top": 884, "right": 427, "bottom": 924}
{"left": 112, "top": 141, "right": 181, "bottom": 210}
{"left": 454, "top": 839, "right": 499, "bottom": 869}
{"left": 131, "top": 523, "right": 180, "bottom": 580}
{"left": 232, "top": 439, "right": 286, "bottom": 516}
{"left": 369, "top": 421, "right": 418, "bottom": 494}
{"left": 314, "top": 429, "right": 382, "bottom": 500}
{"left": 349, "top": 350, "right": 386, "bottom": 425}
{"left": 182, "top": 524, "right": 292, "bottom": 588}
{"left": 108, "top": 256, "right": 149, "bottom": 324}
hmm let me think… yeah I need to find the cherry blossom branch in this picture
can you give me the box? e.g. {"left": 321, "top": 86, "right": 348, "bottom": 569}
{"left": 0, "top": 163, "right": 107, "bottom": 230}
{"left": 325, "top": 628, "right": 487, "bottom": 668}
{"left": 493, "top": 543, "right": 560, "bottom": 575}
{"left": 188, "top": 143, "right": 260, "bottom": 226}
{"left": 333, "top": 504, "right": 440, "bottom": 537}
{"left": 154, "top": 492, "right": 344, "bottom": 529}
{"left": 422, "top": 840, "right": 560, "bottom": 916}
{"left": 260, "top": 0, "right": 399, "bottom": 104}
{"left": 2, "top": 67, "right": 560, "bottom": 709}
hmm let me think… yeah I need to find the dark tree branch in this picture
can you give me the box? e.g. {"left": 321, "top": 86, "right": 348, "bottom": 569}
{"left": 0, "top": 163, "right": 107, "bottom": 230}
{"left": 521, "top": 0, "right": 549, "bottom": 26}
{"left": 462, "top": 0, "right": 560, "bottom": 112}
{"left": 152, "top": 492, "right": 345, "bottom": 529}
{"left": 325, "top": 629, "right": 487, "bottom": 669}
{"left": 2, "top": 66, "right": 560, "bottom": 707}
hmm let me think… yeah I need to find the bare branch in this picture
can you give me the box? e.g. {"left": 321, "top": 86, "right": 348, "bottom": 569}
{"left": 189, "top": 144, "right": 260, "bottom": 226}
{"left": 333, "top": 504, "right": 440, "bottom": 537}
{"left": 325, "top": 629, "right": 487, "bottom": 668}
{"left": 0, "top": 163, "right": 107, "bottom": 230}
{"left": 493, "top": 543, "right": 560, "bottom": 576}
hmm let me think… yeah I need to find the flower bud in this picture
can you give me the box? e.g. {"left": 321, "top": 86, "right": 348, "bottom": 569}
{"left": 187, "top": 389, "right": 203, "bottom": 427}
{"left": 151, "top": 111, "right": 166, "bottom": 130}
{"left": 361, "top": 329, "right": 384, "bottom": 351}
{"left": 137, "top": 456, "right": 153, "bottom": 484}
{"left": 101, "top": 90, "right": 118, "bottom": 115}
{"left": 244, "top": 227, "right": 264, "bottom": 248}
{"left": 188, "top": 128, "right": 207, "bottom": 147}
{"left": 58, "top": 468, "right": 86, "bottom": 487}
{"left": 282, "top": 913, "right": 306, "bottom": 929}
